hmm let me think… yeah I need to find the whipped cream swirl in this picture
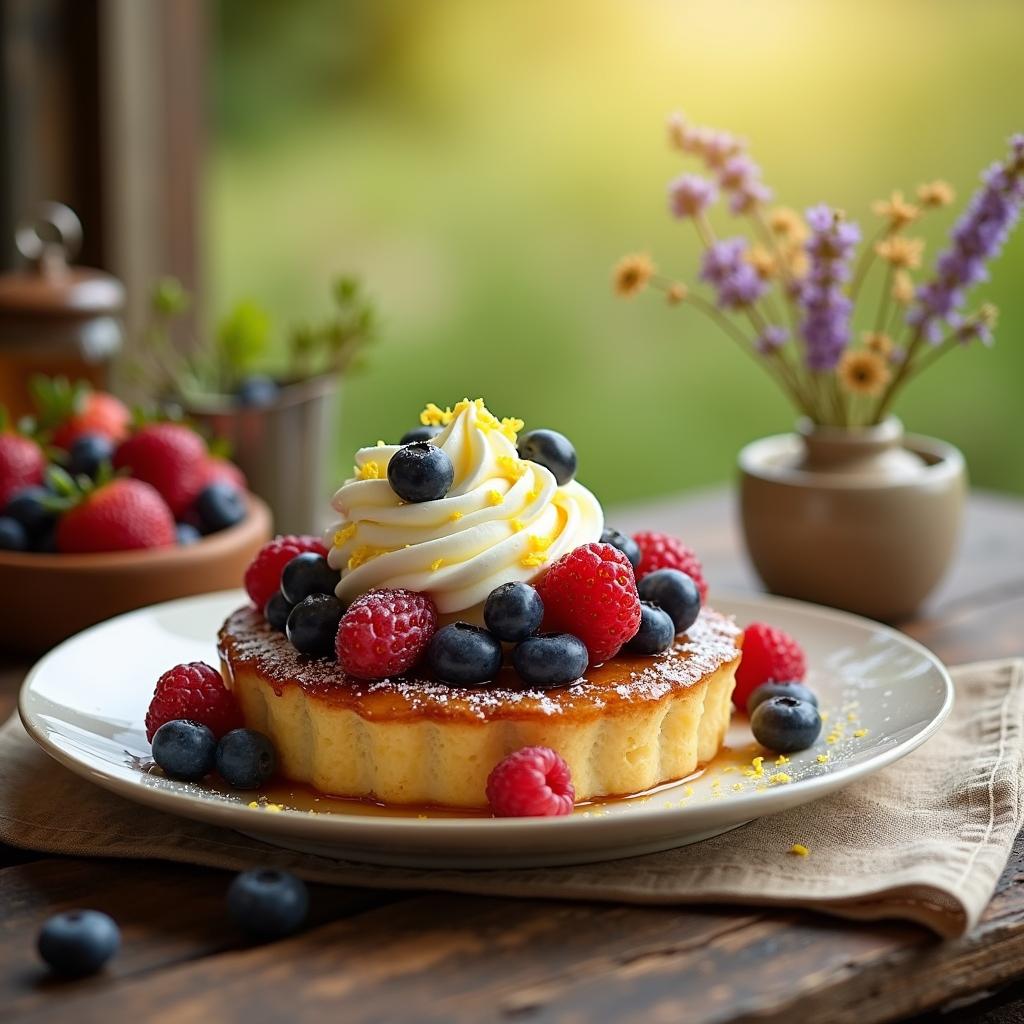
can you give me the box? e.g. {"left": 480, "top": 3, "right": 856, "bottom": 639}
{"left": 327, "top": 399, "right": 603, "bottom": 616}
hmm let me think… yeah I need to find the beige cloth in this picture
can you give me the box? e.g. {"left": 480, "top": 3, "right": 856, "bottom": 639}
{"left": 2, "top": 659, "right": 1021, "bottom": 939}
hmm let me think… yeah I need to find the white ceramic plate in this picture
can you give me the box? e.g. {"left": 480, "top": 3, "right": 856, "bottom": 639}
{"left": 19, "top": 589, "right": 952, "bottom": 869}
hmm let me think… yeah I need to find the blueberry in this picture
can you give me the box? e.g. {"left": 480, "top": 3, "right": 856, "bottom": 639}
{"left": 484, "top": 581, "right": 544, "bottom": 642}
{"left": 286, "top": 594, "right": 345, "bottom": 657}
{"left": 4, "top": 486, "right": 55, "bottom": 541}
{"left": 427, "top": 622, "right": 503, "bottom": 685}
{"left": 750, "top": 695, "right": 822, "bottom": 753}
{"left": 37, "top": 910, "right": 120, "bottom": 977}
{"left": 387, "top": 442, "right": 454, "bottom": 503}
{"left": 512, "top": 633, "right": 588, "bottom": 687}
{"left": 0, "top": 516, "right": 28, "bottom": 551}
{"left": 236, "top": 374, "right": 280, "bottom": 408}
{"left": 34, "top": 523, "right": 58, "bottom": 553}
{"left": 151, "top": 719, "right": 217, "bottom": 781}
{"left": 67, "top": 433, "right": 114, "bottom": 479}
{"left": 176, "top": 522, "right": 202, "bottom": 546}
{"left": 626, "top": 602, "right": 676, "bottom": 655}
{"left": 637, "top": 568, "right": 701, "bottom": 634}
{"left": 746, "top": 680, "right": 819, "bottom": 716}
{"left": 600, "top": 527, "right": 641, "bottom": 571}
{"left": 280, "top": 552, "right": 340, "bottom": 605}
{"left": 195, "top": 483, "right": 247, "bottom": 533}
{"left": 516, "top": 429, "right": 577, "bottom": 486}
{"left": 216, "top": 728, "right": 277, "bottom": 789}
{"left": 264, "top": 591, "right": 293, "bottom": 632}
{"left": 227, "top": 869, "right": 309, "bottom": 942}
{"left": 399, "top": 425, "right": 443, "bottom": 445}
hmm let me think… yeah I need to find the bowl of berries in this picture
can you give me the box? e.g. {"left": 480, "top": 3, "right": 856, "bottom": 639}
{"left": 0, "top": 378, "right": 272, "bottom": 653}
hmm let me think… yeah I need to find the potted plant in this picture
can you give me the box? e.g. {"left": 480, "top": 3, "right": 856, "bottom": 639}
{"left": 615, "top": 115, "right": 1022, "bottom": 620}
{"left": 132, "top": 276, "right": 375, "bottom": 535}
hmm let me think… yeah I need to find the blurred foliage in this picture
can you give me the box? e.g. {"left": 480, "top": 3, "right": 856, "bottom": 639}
{"left": 210, "top": 0, "right": 1024, "bottom": 504}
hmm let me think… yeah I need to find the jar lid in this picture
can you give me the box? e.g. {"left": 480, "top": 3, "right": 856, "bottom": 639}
{"left": 0, "top": 203, "right": 125, "bottom": 316}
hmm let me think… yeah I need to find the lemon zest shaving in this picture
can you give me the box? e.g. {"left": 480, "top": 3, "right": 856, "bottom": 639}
{"left": 356, "top": 460, "right": 382, "bottom": 481}
{"left": 509, "top": 518, "right": 524, "bottom": 533}
{"left": 430, "top": 557, "right": 444, "bottom": 572}
{"left": 347, "top": 545, "right": 386, "bottom": 571}
{"left": 420, "top": 402, "right": 455, "bottom": 427}
{"left": 769, "top": 772, "right": 792, "bottom": 785}
{"left": 774, "top": 754, "right": 790, "bottom": 766}
{"left": 497, "top": 455, "right": 527, "bottom": 481}
{"left": 853, "top": 728, "right": 868, "bottom": 738}
{"left": 816, "top": 753, "right": 830, "bottom": 763}
{"left": 333, "top": 523, "right": 357, "bottom": 546}
{"left": 487, "top": 489, "right": 504, "bottom": 506}
{"left": 790, "top": 843, "right": 810, "bottom": 857}
{"left": 448, "top": 510, "right": 463, "bottom": 522}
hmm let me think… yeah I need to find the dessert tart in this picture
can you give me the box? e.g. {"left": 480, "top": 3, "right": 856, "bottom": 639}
{"left": 217, "top": 398, "right": 742, "bottom": 810}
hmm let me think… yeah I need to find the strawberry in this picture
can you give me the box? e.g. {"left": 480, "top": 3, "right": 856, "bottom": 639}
{"left": 30, "top": 376, "right": 130, "bottom": 449}
{"left": 0, "top": 407, "right": 46, "bottom": 508}
{"left": 114, "top": 422, "right": 208, "bottom": 518}
{"left": 733, "top": 622, "right": 807, "bottom": 711}
{"left": 197, "top": 455, "right": 247, "bottom": 493}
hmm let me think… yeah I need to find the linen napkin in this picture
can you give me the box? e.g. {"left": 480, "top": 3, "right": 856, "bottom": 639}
{"left": 2, "top": 659, "right": 1021, "bottom": 939}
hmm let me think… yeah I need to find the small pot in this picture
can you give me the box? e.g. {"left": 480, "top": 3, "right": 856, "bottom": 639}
{"left": 738, "top": 417, "right": 966, "bottom": 622}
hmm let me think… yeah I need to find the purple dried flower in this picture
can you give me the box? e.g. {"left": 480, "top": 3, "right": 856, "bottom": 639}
{"left": 699, "top": 237, "right": 746, "bottom": 285}
{"left": 755, "top": 325, "right": 789, "bottom": 354}
{"left": 909, "top": 135, "right": 1024, "bottom": 344}
{"left": 730, "top": 181, "right": 773, "bottom": 215}
{"left": 699, "top": 237, "right": 767, "bottom": 310}
{"left": 668, "top": 173, "right": 718, "bottom": 219}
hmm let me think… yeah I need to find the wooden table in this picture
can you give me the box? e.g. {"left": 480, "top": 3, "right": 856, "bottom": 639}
{"left": 4, "top": 487, "right": 1024, "bottom": 1024}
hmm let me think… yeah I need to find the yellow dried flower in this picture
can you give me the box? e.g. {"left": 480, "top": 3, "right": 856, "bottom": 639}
{"left": 872, "top": 191, "right": 920, "bottom": 229}
{"left": 875, "top": 235, "right": 924, "bottom": 269}
{"left": 891, "top": 270, "right": 915, "bottom": 305}
{"left": 785, "top": 246, "right": 810, "bottom": 278}
{"left": 612, "top": 253, "right": 655, "bottom": 298}
{"left": 745, "top": 245, "right": 777, "bottom": 279}
{"left": 917, "top": 180, "right": 955, "bottom": 208}
{"left": 863, "top": 331, "right": 894, "bottom": 358}
{"left": 666, "top": 282, "right": 688, "bottom": 305}
{"left": 838, "top": 350, "right": 892, "bottom": 397}
{"left": 768, "top": 207, "right": 809, "bottom": 243}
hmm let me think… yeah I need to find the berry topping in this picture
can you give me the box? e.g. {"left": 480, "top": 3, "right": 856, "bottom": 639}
{"left": 264, "top": 592, "right": 293, "bottom": 632}
{"left": 151, "top": 719, "right": 217, "bottom": 781}
{"left": 216, "top": 728, "right": 277, "bottom": 789}
{"left": 636, "top": 568, "right": 701, "bottom": 634}
{"left": 399, "top": 424, "right": 443, "bottom": 444}
{"left": 386, "top": 441, "right": 454, "bottom": 503}
{"left": 516, "top": 428, "right": 577, "bottom": 486}
{"left": 67, "top": 433, "right": 114, "bottom": 479}
{"left": 733, "top": 622, "right": 807, "bottom": 711}
{"left": 626, "top": 602, "right": 676, "bottom": 655}
{"left": 194, "top": 482, "right": 247, "bottom": 533}
{"left": 632, "top": 531, "right": 708, "bottom": 601}
{"left": 4, "top": 485, "right": 56, "bottom": 543}
{"left": 31, "top": 376, "right": 131, "bottom": 450}
{"left": 56, "top": 477, "right": 176, "bottom": 554}
{"left": 512, "top": 633, "right": 588, "bottom": 687}
{"left": 750, "top": 695, "right": 822, "bottom": 753}
{"left": 600, "top": 527, "right": 641, "bottom": 570}
{"left": 176, "top": 522, "right": 201, "bottom": 546}
{"left": 244, "top": 534, "right": 329, "bottom": 610}
{"left": 37, "top": 910, "right": 120, "bottom": 977}
{"left": 227, "top": 869, "right": 309, "bottom": 942}
{"left": 335, "top": 588, "right": 438, "bottom": 680}
{"left": 236, "top": 374, "right": 280, "bottom": 408}
{"left": 113, "top": 422, "right": 208, "bottom": 518}
{"left": 746, "top": 680, "right": 818, "bottom": 716}
{"left": 427, "top": 622, "right": 503, "bottom": 685}
{"left": 145, "top": 661, "right": 242, "bottom": 741}
{"left": 486, "top": 746, "right": 575, "bottom": 817}
{"left": 286, "top": 593, "right": 345, "bottom": 657}
{"left": 484, "top": 581, "right": 544, "bottom": 643}
{"left": 280, "top": 552, "right": 341, "bottom": 605}
{"left": 0, "top": 419, "right": 45, "bottom": 508}
{"left": 535, "top": 542, "right": 642, "bottom": 664}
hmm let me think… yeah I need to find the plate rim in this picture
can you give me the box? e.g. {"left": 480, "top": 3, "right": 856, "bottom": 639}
{"left": 17, "top": 587, "right": 954, "bottom": 837}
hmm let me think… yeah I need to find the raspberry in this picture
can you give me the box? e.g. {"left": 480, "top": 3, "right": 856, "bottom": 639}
{"left": 336, "top": 588, "right": 438, "bottom": 680}
{"left": 244, "top": 535, "right": 328, "bottom": 610}
{"left": 145, "top": 662, "right": 242, "bottom": 742}
{"left": 535, "top": 542, "right": 641, "bottom": 664}
{"left": 486, "top": 746, "right": 575, "bottom": 817}
{"left": 733, "top": 622, "right": 807, "bottom": 712}
{"left": 632, "top": 531, "right": 708, "bottom": 601}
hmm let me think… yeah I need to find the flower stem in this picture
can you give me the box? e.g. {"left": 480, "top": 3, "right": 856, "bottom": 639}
{"left": 849, "top": 224, "right": 889, "bottom": 302}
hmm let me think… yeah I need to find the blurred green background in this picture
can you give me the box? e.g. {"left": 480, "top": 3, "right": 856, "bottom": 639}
{"left": 208, "top": 0, "right": 1024, "bottom": 505}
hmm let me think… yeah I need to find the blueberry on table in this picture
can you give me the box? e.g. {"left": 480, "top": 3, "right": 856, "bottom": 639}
{"left": 626, "top": 602, "right": 676, "bottom": 655}
{"left": 484, "top": 581, "right": 544, "bottom": 642}
{"left": 0, "top": 516, "right": 28, "bottom": 551}
{"left": 37, "top": 910, "right": 120, "bottom": 977}
{"left": 600, "top": 527, "right": 641, "bottom": 571}
{"left": 216, "top": 728, "right": 277, "bottom": 789}
{"left": 264, "top": 591, "right": 293, "bottom": 632}
{"left": 387, "top": 442, "right": 454, "bottom": 503}
{"left": 746, "top": 680, "right": 819, "bottom": 716}
{"left": 637, "top": 568, "right": 701, "bottom": 633}
{"left": 427, "top": 622, "right": 503, "bottom": 685}
{"left": 151, "top": 719, "right": 217, "bottom": 781}
{"left": 236, "top": 374, "right": 280, "bottom": 408}
{"left": 750, "top": 695, "right": 822, "bottom": 753}
{"left": 67, "top": 433, "right": 114, "bottom": 479}
{"left": 176, "top": 522, "right": 202, "bottom": 546}
{"left": 516, "top": 429, "right": 577, "bottom": 486}
{"left": 399, "top": 425, "right": 443, "bottom": 445}
{"left": 4, "top": 485, "right": 55, "bottom": 541}
{"left": 227, "top": 869, "right": 309, "bottom": 942}
{"left": 512, "top": 633, "right": 588, "bottom": 687}
{"left": 195, "top": 483, "right": 247, "bottom": 533}
{"left": 286, "top": 594, "right": 345, "bottom": 657}
{"left": 280, "top": 552, "right": 341, "bottom": 605}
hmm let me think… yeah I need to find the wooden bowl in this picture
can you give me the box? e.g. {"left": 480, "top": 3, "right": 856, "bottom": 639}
{"left": 0, "top": 495, "right": 272, "bottom": 655}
